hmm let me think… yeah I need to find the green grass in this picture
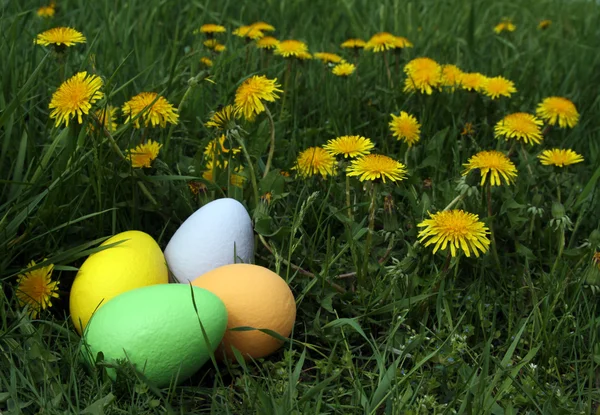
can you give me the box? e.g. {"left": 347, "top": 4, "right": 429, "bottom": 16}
{"left": 2, "top": 0, "right": 600, "bottom": 413}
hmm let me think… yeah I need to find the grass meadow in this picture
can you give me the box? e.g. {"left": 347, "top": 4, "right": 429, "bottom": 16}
{"left": 2, "top": 0, "right": 600, "bottom": 413}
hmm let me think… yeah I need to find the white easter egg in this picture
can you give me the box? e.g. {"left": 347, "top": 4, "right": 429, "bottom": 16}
{"left": 164, "top": 198, "right": 254, "bottom": 283}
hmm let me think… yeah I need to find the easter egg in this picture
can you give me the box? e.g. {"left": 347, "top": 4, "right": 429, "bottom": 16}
{"left": 191, "top": 264, "right": 296, "bottom": 360}
{"left": 164, "top": 198, "right": 254, "bottom": 283}
{"left": 82, "top": 284, "right": 227, "bottom": 387}
{"left": 70, "top": 231, "right": 168, "bottom": 334}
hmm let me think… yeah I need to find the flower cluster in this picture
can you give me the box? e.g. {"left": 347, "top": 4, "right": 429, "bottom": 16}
{"left": 402, "top": 57, "right": 517, "bottom": 99}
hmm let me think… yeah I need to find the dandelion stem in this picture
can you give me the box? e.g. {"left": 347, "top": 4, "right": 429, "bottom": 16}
{"left": 542, "top": 124, "right": 552, "bottom": 136}
{"left": 280, "top": 59, "right": 293, "bottom": 120}
{"left": 551, "top": 226, "right": 565, "bottom": 276}
{"left": 345, "top": 171, "right": 353, "bottom": 221}
{"left": 442, "top": 250, "right": 452, "bottom": 274}
{"left": 527, "top": 216, "right": 536, "bottom": 244}
{"left": 165, "top": 72, "right": 206, "bottom": 153}
{"left": 555, "top": 173, "right": 561, "bottom": 203}
{"left": 231, "top": 130, "right": 260, "bottom": 208}
{"left": 90, "top": 113, "right": 158, "bottom": 206}
{"left": 362, "top": 182, "right": 378, "bottom": 284}
{"left": 520, "top": 142, "right": 534, "bottom": 176}
{"left": 443, "top": 193, "right": 465, "bottom": 211}
{"left": 507, "top": 141, "right": 517, "bottom": 157}
{"left": 382, "top": 51, "right": 394, "bottom": 89}
{"left": 58, "top": 56, "right": 66, "bottom": 83}
{"left": 137, "top": 181, "right": 158, "bottom": 205}
{"left": 263, "top": 106, "right": 276, "bottom": 178}
{"left": 486, "top": 182, "right": 501, "bottom": 270}
{"left": 257, "top": 235, "right": 346, "bottom": 293}
{"left": 90, "top": 113, "right": 125, "bottom": 160}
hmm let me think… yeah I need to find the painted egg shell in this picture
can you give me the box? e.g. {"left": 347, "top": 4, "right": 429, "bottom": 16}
{"left": 82, "top": 284, "right": 228, "bottom": 387}
{"left": 191, "top": 264, "right": 296, "bottom": 360}
{"left": 164, "top": 198, "right": 254, "bottom": 283}
{"left": 70, "top": 231, "right": 168, "bottom": 334}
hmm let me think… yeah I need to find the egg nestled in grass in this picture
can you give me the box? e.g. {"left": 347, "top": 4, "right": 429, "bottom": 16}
{"left": 82, "top": 284, "right": 228, "bottom": 387}
{"left": 191, "top": 263, "right": 296, "bottom": 360}
{"left": 164, "top": 198, "right": 254, "bottom": 283}
{"left": 69, "top": 231, "right": 168, "bottom": 334}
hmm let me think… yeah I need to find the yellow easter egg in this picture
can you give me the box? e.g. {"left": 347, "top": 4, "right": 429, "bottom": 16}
{"left": 69, "top": 231, "right": 168, "bottom": 334}
{"left": 191, "top": 263, "right": 296, "bottom": 360}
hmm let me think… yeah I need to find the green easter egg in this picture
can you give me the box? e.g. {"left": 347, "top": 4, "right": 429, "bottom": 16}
{"left": 82, "top": 284, "right": 227, "bottom": 387}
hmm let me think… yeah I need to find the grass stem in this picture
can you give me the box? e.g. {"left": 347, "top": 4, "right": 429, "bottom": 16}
{"left": 263, "top": 106, "right": 276, "bottom": 178}
{"left": 487, "top": 182, "right": 501, "bottom": 270}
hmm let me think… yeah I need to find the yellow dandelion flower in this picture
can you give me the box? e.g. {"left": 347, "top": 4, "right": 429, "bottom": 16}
{"left": 494, "top": 112, "right": 543, "bottom": 145}
{"left": 35, "top": 27, "right": 86, "bottom": 48}
{"left": 341, "top": 38, "right": 366, "bottom": 49}
{"left": 92, "top": 105, "right": 118, "bottom": 133}
{"left": 203, "top": 159, "right": 245, "bottom": 187}
{"left": 122, "top": 92, "right": 179, "bottom": 128}
{"left": 196, "top": 24, "right": 226, "bottom": 35}
{"left": 332, "top": 62, "right": 356, "bottom": 76}
{"left": 417, "top": 210, "right": 490, "bottom": 257}
{"left": 202, "top": 158, "right": 227, "bottom": 181}
{"left": 37, "top": 4, "right": 55, "bottom": 18}
{"left": 188, "top": 181, "right": 207, "bottom": 195}
{"left": 275, "top": 39, "right": 309, "bottom": 58}
{"left": 250, "top": 21, "right": 275, "bottom": 32}
{"left": 389, "top": 111, "right": 421, "bottom": 147}
{"left": 261, "top": 192, "right": 272, "bottom": 204}
{"left": 538, "top": 149, "right": 584, "bottom": 167}
{"left": 214, "top": 44, "right": 226, "bottom": 53}
{"left": 460, "top": 72, "right": 488, "bottom": 92}
{"left": 200, "top": 57, "right": 213, "bottom": 67}
{"left": 462, "top": 150, "right": 517, "bottom": 186}
{"left": 440, "top": 64, "right": 464, "bottom": 90}
{"left": 536, "top": 97, "right": 579, "bottom": 128}
{"left": 49, "top": 71, "right": 104, "bottom": 127}
{"left": 461, "top": 122, "right": 475, "bottom": 136}
{"left": 365, "top": 32, "right": 396, "bottom": 52}
{"left": 256, "top": 36, "right": 279, "bottom": 49}
{"left": 346, "top": 154, "right": 407, "bottom": 183}
{"left": 233, "top": 25, "right": 264, "bottom": 40}
{"left": 204, "top": 134, "right": 241, "bottom": 158}
{"left": 202, "top": 165, "right": 215, "bottom": 182}
{"left": 230, "top": 169, "right": 246, "bottom": 187}
{"left": 403, "top": 57, "right": 442, "bottom": 95}
{"left": 483, "top": 76, "right": 517, "bottom": 99}
{"left": 314, "top": 52, "right": 344, "bottom": 64}
{"left": 324, "top": 135, "right": 374, "bottom": 159}
{"left": 127, "top": 139, "right": 162, "bottom": 168}
{"left": 16, "top": 260, "right": 59, "bottom": 318}
{"left": 296, "top": 51, "right": 313, "bottom": 60}
{"left": 206, "top": 105, "right": 237, "bottom": 130}
{"left": 538, "top": 19, "right": 552, "bottom": 30}
{"left": 294, "top": 147, "right": 337, "bottom": 178}
{"left": 494, "top": 18, "right": 516, "bottom": 34}
{"left": 233, "top": 75, "right": 282, "bottom": 121}
{"left": 392, "top": 36, "right": 413, "bottom": 48}
{"left": 203, "top": 39, "right": 219, "bottom": 49}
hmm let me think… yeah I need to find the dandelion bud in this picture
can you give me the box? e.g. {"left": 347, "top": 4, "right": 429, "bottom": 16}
{"left": 551, "top": 202, "right": 566, "bottom": 219}
{"left": 589, "top": 229, "right": 600, "bottom": 247}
